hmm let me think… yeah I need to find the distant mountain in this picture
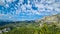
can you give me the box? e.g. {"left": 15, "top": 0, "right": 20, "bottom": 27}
{"left": 0, "top": 19, "right": 36, "bottom": 26}
{"left": 0, "top": 14, "right": 60, "bottom": 26}
{"left": 0, "top": 19, "right": 15, "bottom": 26}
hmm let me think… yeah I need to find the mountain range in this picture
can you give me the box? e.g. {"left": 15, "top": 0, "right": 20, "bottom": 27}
{"left": 0, "top": 14, "right": 60, "bottom": 26}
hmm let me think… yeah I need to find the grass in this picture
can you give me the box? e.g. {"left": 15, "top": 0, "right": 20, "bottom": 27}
{"left": 2, "top": 23, "right": 60, "bottom": 34}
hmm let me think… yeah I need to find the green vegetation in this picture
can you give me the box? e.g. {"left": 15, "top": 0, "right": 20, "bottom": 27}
{"left": 1, "top": 23, "right": 60, "bottom": 34}
{"left": 0, "top": 14, "right": 60, "bottom": 34}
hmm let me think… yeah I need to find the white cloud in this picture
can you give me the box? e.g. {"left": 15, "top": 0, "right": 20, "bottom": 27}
{"left": 52, "top": 3, "right": 60, "bottom": 8}
{"left": 5, "top": 4, "right": 9, "bottom": 8}
{"left": 45, "top": 5, "right": 54, "bottom": 11}
{"left": 40, "top": 0, "right": 45, "bottom": 3}
{"left": 55, "top": 8, "right": 60, "bottom": 12}
{"left": 16, "top": 10, "right": 21, "bottom": 15}
{"left": 26, "top": 4, "right": 32, "bottom": 10}
{"left": 6, "top": 0, "right": 16, "bottom": 3}
{"left": 9, "top": 16, "right": 12, "bottom": 18}
{"left": 0, "top": 0, "right": 60, "bottom": 21}
{"left": 0, "top": 0, "right": 5, "bottom": 6}
{"left": 21, "top": 4, "right": 26, "bottom": 12}
{"left": 35, "top": 4, "right": 45, "bottom": 8}
{"left": 45, "top": 0, "right": 55, "bottom": 4}
{"left": 0, "top": 14, "right": 5, "bottom": 16}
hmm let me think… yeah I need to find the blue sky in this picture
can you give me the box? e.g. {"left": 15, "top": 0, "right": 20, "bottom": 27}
{"left": 0, "top": 0, "right": 60, "bottom": 21}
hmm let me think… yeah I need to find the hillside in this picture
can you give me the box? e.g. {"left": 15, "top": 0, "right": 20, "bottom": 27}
{"left": 0, "top": 14, "right": 60, "bottom": 34}
{"left": 37, "top": 14, "right": 60, "bottom": 24}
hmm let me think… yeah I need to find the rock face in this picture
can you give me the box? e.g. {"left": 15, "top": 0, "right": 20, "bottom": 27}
{"left": 37, "top": 14, "right": 60, "bottom": 24}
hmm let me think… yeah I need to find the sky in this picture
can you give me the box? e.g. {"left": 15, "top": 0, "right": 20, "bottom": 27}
{"left": 0, "top": 0, "right": 60, "bottom": 21}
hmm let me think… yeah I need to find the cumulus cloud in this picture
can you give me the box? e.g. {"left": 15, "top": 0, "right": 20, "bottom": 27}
{"left": 6, "top": 0, "right": 16, "bottom": 3}
{"left": 0, "top": 0, "right": 5, "bottom": 6}
{"left": 0, "top": 0, "right": 60, "bottom": 21}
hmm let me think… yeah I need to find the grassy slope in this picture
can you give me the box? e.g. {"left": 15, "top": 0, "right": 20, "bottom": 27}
{"left": 0, "top": 14, "right": 60, "bottom": 34}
